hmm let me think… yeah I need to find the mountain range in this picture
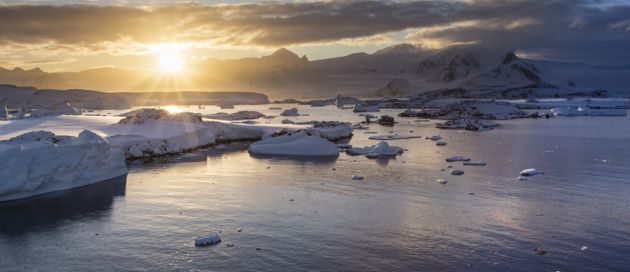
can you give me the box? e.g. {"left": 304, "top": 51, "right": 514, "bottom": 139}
{"left": 1, "top": 44, "right": 629, "bottom": 99}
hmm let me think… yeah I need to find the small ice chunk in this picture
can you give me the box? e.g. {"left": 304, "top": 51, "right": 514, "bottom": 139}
{"left": 427, "top": 135, "right": 442, "bottom": 141}
{"left": 450, "top": 170, "right": 465, "bottom": 176}
{"left": 280, "top": 108, "right": 300, "bottom": 116}
{"left": 368, "top": 134, "right": 422, "bottom": 140}
{"left": 520, "top": 168, "right": 545, "bottom": 176}
{"left": 463, "top": 161, "right": 487, "bottom": 166}
{"left": 352, "top": 175, "right": 364, "bottom": 180}
{"left": 517, "top": 176, "right": 528, "bottom": 181}
{"left": 436, "top": 141, "right": 447, "bottom": 146}
{"left": 437, "top": 179, "right": 448, "bottom": 184}
{"left": 195, "top": 233, "right": 222, "bottom": 247}
{"left": 446, "top": 156, "right": 471, "bottom": 162}
{"left": 346, "top": 141, "right": 404, "bottom": 158}
{"left": 580, "top": 246, "right": 588, "bottom": 251}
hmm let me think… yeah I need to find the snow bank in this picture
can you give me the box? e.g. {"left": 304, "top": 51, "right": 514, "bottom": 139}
{"left": 346, "top": 141, "right": 404, "bottom": 158}
{"left": 0, "top": 130, "right": 127, "bottom": 202}
{"left": 204, "top": 111, "right": 265, "bottom": 120}
{"left": 248, "top": 132, "right": 339, "bottom": 157}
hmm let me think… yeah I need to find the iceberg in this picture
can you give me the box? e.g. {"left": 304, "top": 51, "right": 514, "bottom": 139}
{"left": 0, "top": 130, "right": 127, "bottom": 202}
{"left": 248, "top": 132, "right": 339, "bottom": 157}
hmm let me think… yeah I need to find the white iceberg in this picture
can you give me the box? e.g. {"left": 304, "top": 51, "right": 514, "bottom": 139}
{"left": 0, "top": 130, "right": 127, "bottom": 202}
{"left": 248, "top": 132, "right": 339, "bottom": 157}
{"left": 107, "top": 109, "right": 266, "bottom": 159}
{"left": 346, "top": 141, "right": 404, "bottom": 158}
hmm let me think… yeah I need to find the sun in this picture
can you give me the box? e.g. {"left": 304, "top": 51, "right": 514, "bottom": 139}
{"left": 151, "top": 43, "right": 188, "bottom": 73}
{"left": 159, "top": 51, "right": 185, "bottom": 73}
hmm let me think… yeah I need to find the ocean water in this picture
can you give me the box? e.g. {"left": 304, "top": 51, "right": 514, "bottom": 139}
{"left": 1, "top": 106, "right": 630, "bottom": 271}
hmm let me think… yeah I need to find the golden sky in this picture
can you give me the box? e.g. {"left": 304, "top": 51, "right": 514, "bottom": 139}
{"left": 1, "top": 1, "right": 629, "bottom": 72}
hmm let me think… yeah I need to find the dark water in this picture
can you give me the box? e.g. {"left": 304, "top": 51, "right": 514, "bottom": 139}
{"left": 1, "top": 108, "right": 630, "bottom": 271}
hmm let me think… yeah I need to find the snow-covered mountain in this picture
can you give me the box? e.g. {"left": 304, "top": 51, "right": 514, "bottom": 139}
{"left": 0, "top": 44, "right": 628, "bottom": 99}
{"left": 0, "top": 67, "right": 70, "bottom": 89}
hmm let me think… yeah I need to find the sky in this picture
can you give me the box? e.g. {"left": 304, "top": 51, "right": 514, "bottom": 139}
{"left": 1, "top": 0, "right": 629, "bottom": 72}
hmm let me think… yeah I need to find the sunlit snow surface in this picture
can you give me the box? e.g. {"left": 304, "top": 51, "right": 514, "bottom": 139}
{"left": 1, "top": 104, "right": 630, "bottom": 271}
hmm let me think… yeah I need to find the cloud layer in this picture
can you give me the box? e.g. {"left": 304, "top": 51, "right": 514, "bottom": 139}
{"left": 1, "top": 0, "right": 629, "bottom": 64}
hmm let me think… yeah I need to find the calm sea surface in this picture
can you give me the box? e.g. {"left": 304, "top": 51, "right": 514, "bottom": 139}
{"left": 1, "top": 105, "right": 629, "bottom": 271}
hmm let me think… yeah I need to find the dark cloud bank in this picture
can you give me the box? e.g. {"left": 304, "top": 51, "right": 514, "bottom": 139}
{"left": 0, "top": 0, "right": 629, "bottom": 64}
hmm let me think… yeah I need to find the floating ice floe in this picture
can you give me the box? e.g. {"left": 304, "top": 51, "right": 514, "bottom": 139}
{"left": 450, "top": 170, "right": 465, "bottom": 175}
{"left": 204, "top": 111, "right": 265, "bottom": 120}
{"left": 517, "top": 176, "right": 528, "bottom": 181}
{"left": 368, "top": 134, "right": 422, "bottom": 140}
{"left": 446, "top": 156, "right": 471, "bottom": 162}
{"left": 463, "top": 161, "right": 487, "bottom": 166}
{"left": 302, "top": 122, "right": 353, "bottom": 141}
{"left": 550, "top": 106, "right": 626, "bottom": 117}
{"left": 346, "top": 141, "right": 404, "bottom": 158}
{"left": 195, "top": 233, "right": 222, "bottom": 247}
{"left": 248, "top": 132, "right": 339, "bottom": 157}
{"left": 107, "top": 109, "right": 267, "bottom": 159}
{"left": 427, "top": 135, "right": 442, "bottom": 141}
{"left": 352, "top": 175, "right": 364, "bottom": 180}
{"left": 0, "top": 130, "right": 127, "bottom": 202}
{"left": 353, "top": 104, "right": 380, "bottom": 113}
{"left": 436, "top": 119, "right": 500, "bottom": 131}
{"left": 520, "top": 168, "right": 545, "bottom": 176}
{"left": 436, "top": 141, "right": 447, "bottom": 146}
{"left": 280, "top": 108, "right": 300, "bottom": 116}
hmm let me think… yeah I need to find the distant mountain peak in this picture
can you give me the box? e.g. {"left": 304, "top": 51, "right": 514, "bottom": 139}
{"left": 373, "top": 44, "right": 422, "bottom": 56}
{"left": 269, "top": 48, "right": 300, "bottom": 59}
{"left": 501, "top": 52, "right": 518, "bottom": 64}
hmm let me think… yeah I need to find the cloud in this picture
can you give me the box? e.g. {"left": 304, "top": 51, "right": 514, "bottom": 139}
{"left": 0, "top": 0, "right": 629, "bottom": 64}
